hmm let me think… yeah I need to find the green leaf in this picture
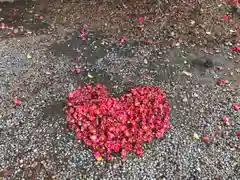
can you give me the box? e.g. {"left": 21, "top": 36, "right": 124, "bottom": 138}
{"left": 87, "top": 72, "right": 95, "bottom": 78}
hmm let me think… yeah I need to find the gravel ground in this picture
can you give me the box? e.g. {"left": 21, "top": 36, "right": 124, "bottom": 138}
{"left": 0, "top": 0, "right": 240, "bottom": 179}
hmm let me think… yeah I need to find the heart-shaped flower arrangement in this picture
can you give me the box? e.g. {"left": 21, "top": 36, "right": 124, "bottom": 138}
{"left": 65, "top": 84, "right": 171, "bottom": 160}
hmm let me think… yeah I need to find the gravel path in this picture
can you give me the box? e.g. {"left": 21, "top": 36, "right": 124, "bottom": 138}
{"left": 0, "top": 0, "right": 240, "bottom": 179}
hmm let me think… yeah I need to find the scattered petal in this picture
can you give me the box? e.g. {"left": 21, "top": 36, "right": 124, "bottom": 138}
{"left": 71, "top": 68, "right": 75, "bottom": 72}
{"left": 13, "top": 98, "right": 21, "bottom": 105}
{"left": 1, "top": 22, "right": 6, "bottom": 29}
{"left": 223, "top": 115, "right": 231, "bottom": 125}
{"left": 223, "top": 15, "right": 228, "bottom": 21}
{"left": 144, "top": 38, "right": 153, "bottom": 44}
{"left": 232, "top": 46, "right": 240, "bottom": 52}
{"left": 113, "top": 144, "right": 121, "bottom": 152}
{"left": 39, "top": 16, "right": 44, "bottom": 20}
{"left": 76, "top": 68, "right": 81, "bottom": 73}
{"left": 232, "top": 103, "right": 240, "bottom": 111}
{"left": 138, "top": 17, "right": 145, "bottom": 23}
{"left": 80, "top": 29, "right": 85, "bottom": 34}
{"left": 215, "top": 66, "right": 224, "bottom": 70}
{"left": 82, "top": 37, "right": 86, "bottom": 41}
{"left": 217, "top": 79, "right": 229, "bottom": 86}
{"left": 139, "top": 74, "right": 146, "bottom": 79}
{"left": 120, "top": 37, "right": 127, "bottom": 45}
{"left": 83, "top": 24, "right": 88, "bottom": 28}
{"left": 236, "top": 131, "right": 240, "bottom": 137}
{"left": 202, "top": 136, "right": 209, "bottom": 142}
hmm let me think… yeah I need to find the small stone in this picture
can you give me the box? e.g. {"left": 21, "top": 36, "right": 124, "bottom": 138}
{"left": 193, "top": 93, "right": 198, "bottom": 97}
{"left": 182, "top": 71, "right": 192, "bottom": 77}
{"left": 203, "top": 58, "right": 214, "bottom": 68}
{"left": 144, "top": 59, "right": 148, "bottom": 64}
{"left": 196, "top": 167, "right": 201, "bottom": 172}
{"left": 26, "top": 54, "right": 32, "bottom": 59}
{"left": 190, "top": 20, "right": 195, "bottom": 25}
{"left": 183, "top": 97, "right": 188, "bottom": 102}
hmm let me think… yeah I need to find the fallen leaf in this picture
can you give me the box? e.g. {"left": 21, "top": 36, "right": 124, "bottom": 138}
{"left": 87, "top": 72, "right": 94, "bottom": 78}
{"left": 26, "top": 54, "right": 32, "bottom": 59}
{"left": 193, "top": 133, "right": 200, "bottom": 140}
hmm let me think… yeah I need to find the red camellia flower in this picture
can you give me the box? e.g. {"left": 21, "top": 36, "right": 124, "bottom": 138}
{"left": 65, "top": 84, "right": 171, "bottom": 160}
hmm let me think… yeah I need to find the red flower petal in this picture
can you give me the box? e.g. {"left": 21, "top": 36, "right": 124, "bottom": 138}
{"left": 113, "top": 143, "right": 121, "bottom": 152}
{"left": 236, "top": 131, "right": 240, "bottom": 137}
{"left": 202, "top": 136, "right": 209, "bottom": 142}
{"left": 217, "top": 79, "right": 229, "bottom": 86}
{"left": 215, "top": 66, "right": 224, "bottom": 70}
{"left": 71, "top": 68, "right": 75, "bottom": 72}
{"left": 232, "top": 46, "right": 240, "bottom": 52}
{"left": 223, "top": 115, "right": 231, "bottom": 125}
{"left": 223, "top": 15, "right": 228, "bottom": 21}
{"left": 80, "top": 29, "right": 85, "bottom": 34}
{"left": 13, "top": 98, "right": 21, "bottom": 105}
{"left": 65, "top": 84, "right": 171, "bottom": 160}
{"left": 232, "top": 103, "right": 240, "bottom": 111}
{"left": 139, "top": 17, "right": 145, "bottom": 23}
{"left": 76, "top": 68, "right": 81, "bottom": 73}
{"left": 136, "top": 146, "right": 144, "bottom": 157}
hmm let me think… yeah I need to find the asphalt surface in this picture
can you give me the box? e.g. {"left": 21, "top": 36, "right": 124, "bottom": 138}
{"left": 0, "top": 0, "right": 240, "bottom": 179}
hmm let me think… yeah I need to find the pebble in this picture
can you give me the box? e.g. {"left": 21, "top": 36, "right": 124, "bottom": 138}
{"left": 183, "top": 97, "right": 188, "bottom": 102}
{"left": 193, "top": 93, "right": 198, "bottom": 97}
{"left": 13, "top": 28, "right": 18, "bottom": 34}
{"left": 199, "top": 108, "right": 204, "bottom": 113}
{"left": 144, "top": 59, "right": 148, "bottom": 64}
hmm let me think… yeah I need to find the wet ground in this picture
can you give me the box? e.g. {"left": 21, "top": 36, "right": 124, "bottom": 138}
{"left": 0, "top": 0, "right": 240, "bottom": 179}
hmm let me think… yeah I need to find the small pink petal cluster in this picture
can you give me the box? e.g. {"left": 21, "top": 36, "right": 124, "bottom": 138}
{"left": 65, "top": 84, "right": 171, "bottom": 160}
{"left": 80, "top": 24, "right": 88, "bottom": 41}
